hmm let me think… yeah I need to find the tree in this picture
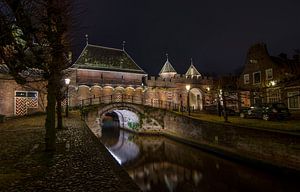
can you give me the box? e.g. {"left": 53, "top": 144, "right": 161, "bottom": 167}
{"left": 0, "top": 0, "right": 72, "bottom": 151}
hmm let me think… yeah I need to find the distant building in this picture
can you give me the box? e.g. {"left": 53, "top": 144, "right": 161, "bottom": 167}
{"left": 238, "top": 43, "right": 300, "bottom": 111}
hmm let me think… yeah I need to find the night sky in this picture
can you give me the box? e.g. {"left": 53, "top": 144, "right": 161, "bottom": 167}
{"left": 72, "top": 0, "right": 300, "bottom": 76}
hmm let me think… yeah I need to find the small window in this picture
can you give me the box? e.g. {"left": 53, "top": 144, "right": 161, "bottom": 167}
{"left": 288, "top": 91, "right": 300, "bottom": 109}
{"left": 244, "top": 74, "right": 250, "bottom": 84}
{"left": 27, "top": 91, "right": 38, "bottom": 98}
{"left": 267, "top": 88, "right": 280, "bottom": 103}
{"left": 253, "top": 71, "right": 261, "bottom": 84}
{"left": 265, "top": 68, "right": 273, "bottom": 80}
{"left": 15, "top": 91, "right": 27, "bottom": 97}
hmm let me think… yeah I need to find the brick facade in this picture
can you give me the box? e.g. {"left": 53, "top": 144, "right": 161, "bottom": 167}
{"left": 238, "top": 43, "right": 300, "bottom": 110}
{"left": 0, "top": 73, "right": 47, "bottom": 116}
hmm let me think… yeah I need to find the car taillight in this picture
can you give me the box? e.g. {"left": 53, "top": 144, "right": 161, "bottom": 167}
{"left": 272, "top": 108, "right": 278, "bottom": 113}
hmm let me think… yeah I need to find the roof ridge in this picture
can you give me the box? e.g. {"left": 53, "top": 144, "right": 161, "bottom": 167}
{"left": 71, "top": 43, "right": 146, "bottom": 74}
{"left": 87, "top": 44, "right": 123, "bottom": 51}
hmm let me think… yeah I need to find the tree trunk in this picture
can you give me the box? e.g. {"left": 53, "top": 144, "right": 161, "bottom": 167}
{"left": 56, "top": 83, "right": 63, "bottom": 129}
{"left": 45, "top": 79, "right": 56, "bottom": 152}
{"left": 56, "top": 96, "right": 63, "bottom": 129}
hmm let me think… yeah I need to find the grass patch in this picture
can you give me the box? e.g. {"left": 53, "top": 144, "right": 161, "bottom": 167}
{"left": 175, "top": 112, "right": 300, "bottom": 132}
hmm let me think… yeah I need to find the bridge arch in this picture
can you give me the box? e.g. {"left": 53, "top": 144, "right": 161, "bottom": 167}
{"left": 98, "top": 103, "right": 144, "bottom": 130}
{"left": 96, "top": 103, "right": 163, "bottom": 132}
{"left": 190, "top": 88, "right": 204, "bottom": 111}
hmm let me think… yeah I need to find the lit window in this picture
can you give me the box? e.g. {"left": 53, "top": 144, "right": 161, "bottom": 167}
{"left": 288, "top": 91, "right": 300, "bottom": 109}
{"left": 265, "top": 68, "right": 273, "bottom": 80}
{"left": 244, "top": 74, "right": 249, "bottom": 84}
{"left": 253, "top": 71, "right": 261, "bottom": 84}
{"left": 267, "top": 88, "right": 281, "bottom": 103}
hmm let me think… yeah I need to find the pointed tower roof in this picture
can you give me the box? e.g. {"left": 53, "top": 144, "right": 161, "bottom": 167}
{"left": 159, "top": 54, "right": 177, "bottom": 75}
{"left": 185, "top": 58, "right": 201, "bottom": 77}
{"left": 72, "top": 43, "right": 146, "bottom": 74}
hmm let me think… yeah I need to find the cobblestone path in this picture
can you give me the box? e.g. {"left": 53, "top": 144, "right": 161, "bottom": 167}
{"left": 0, "top": 114, "right": 141, "bottom": 192}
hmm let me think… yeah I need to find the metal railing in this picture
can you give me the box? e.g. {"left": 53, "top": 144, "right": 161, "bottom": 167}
{"left": 78, "top": 95, "right": 192, "bottom": 112}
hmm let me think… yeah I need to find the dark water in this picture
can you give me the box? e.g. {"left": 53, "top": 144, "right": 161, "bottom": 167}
{"left": 99, "top": 127, "right": 299, "bottom": 192}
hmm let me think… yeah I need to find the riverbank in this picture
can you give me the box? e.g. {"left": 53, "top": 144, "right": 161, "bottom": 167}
{"left": 0, "top": 112, "right": 140, "bottom": 192}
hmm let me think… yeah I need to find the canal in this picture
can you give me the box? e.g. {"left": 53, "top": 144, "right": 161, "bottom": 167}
{"left": 99, "top": 126, "right": 298, "bottom": 192}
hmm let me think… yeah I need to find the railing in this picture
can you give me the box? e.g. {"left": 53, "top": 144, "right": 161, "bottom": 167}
{"left": 78, "top": 95, "right": 194, "bottom": 112}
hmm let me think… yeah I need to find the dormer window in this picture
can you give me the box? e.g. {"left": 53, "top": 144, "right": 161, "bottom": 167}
{"left": 249, "top": 59, "right": 258, "bottom": 64}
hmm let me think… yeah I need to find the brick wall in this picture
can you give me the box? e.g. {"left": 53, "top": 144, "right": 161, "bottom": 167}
{"left": 0, "top": 78, "right": 47, "bottom": 116}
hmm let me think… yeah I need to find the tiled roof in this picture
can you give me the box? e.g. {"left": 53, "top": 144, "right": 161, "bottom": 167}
{"left": 159, "top": 59, "right": 177, "bottom": 74}
{"left": 72, "top": 44, "right": 146, "bottom": 74}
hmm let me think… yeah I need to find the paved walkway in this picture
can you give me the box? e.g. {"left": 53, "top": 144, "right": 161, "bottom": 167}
{"left": 0, "top": 114, "right": 141, "bottom": 192}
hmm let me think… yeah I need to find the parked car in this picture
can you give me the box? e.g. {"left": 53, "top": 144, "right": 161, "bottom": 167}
{"left": 240, "top": 103, "right": 291, "bottom": 121}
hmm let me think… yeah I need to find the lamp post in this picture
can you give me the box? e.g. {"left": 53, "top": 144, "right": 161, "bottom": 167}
{"left": 65, "top": 78, "right": 70, "bottom": 117}
{"left": 186, "top": 84, "right": 191, "bottom": 116}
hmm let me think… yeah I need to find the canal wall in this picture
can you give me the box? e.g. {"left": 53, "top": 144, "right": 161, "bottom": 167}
{"left": 162, "top": 112, "right": 300, "bottom": 171}
{"left": 83, "top": 104, "right": 300, "bottom": 171}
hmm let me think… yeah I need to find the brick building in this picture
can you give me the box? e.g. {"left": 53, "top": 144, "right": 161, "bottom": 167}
{"left": 0, "top": 40, "right": 214, "bottom": 117}
{"left": 0, "top": 64, "right": 47, "bottom": 116}
{"left": 68, "top": 42, "right": 214, "bottom": 112}
{"left": 238, "top": 43, "right": 300, "bottom": 111}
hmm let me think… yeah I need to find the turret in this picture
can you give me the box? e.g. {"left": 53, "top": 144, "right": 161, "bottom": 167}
{"left": 185, "top": 58, "right": 201, "bottom": 78}
{"left": 159, "top": 53, "right": 177, "bottom": 78}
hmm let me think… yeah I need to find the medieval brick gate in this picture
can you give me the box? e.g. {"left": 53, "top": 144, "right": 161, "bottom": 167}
{"left": 14, "top": 91, "right": 39, "bottom": 116}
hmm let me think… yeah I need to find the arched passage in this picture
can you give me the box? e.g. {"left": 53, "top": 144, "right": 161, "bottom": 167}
{"left": 99, "top": 104, "right": 142, "bottom": 131}
{"left": 106, "top": 109, "right": 140, "bottom": 130}
{"left": 190, "top": 88, "right": 203, "bottom": 111}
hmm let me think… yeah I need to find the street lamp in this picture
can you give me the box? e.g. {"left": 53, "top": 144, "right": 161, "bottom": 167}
{"left": 65, "top": 78, "right": 71, "bottom": 117}
{"left": 186, "top": 84, "right": 191, "bottom": 116}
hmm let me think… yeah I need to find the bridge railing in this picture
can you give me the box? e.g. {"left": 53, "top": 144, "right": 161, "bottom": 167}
{"left": 78, "top": 95, "right": 192, "bottom": 112}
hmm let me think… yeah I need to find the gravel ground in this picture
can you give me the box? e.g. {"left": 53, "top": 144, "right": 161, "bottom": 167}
{"left": 0, "top": 114, "right": 141, "bottom": 192}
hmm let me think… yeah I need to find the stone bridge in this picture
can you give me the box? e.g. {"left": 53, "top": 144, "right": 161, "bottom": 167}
{"left": 83, "top": 102, "right": 170, "bottom": 135}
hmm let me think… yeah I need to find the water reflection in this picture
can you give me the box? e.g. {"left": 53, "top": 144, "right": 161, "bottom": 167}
{"left": 100, "top": 128, "right": 298, "bottom": 192}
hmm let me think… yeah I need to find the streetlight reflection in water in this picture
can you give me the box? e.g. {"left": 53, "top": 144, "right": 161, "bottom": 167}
{"left": 99, "top": 127, "right": 298, "bottom": 192}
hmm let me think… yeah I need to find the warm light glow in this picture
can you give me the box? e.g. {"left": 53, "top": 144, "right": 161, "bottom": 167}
{"left": 185, "top": 84, "right": 191, "bottom": 91}
{"left": 206, "top": 87, "right": 210, "bottom": 91}
{"left": 65, "top": 78, "right": 71, "bottom": 85}
{"left": 270, "top": 80, "right": 276, "bottom": 86}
